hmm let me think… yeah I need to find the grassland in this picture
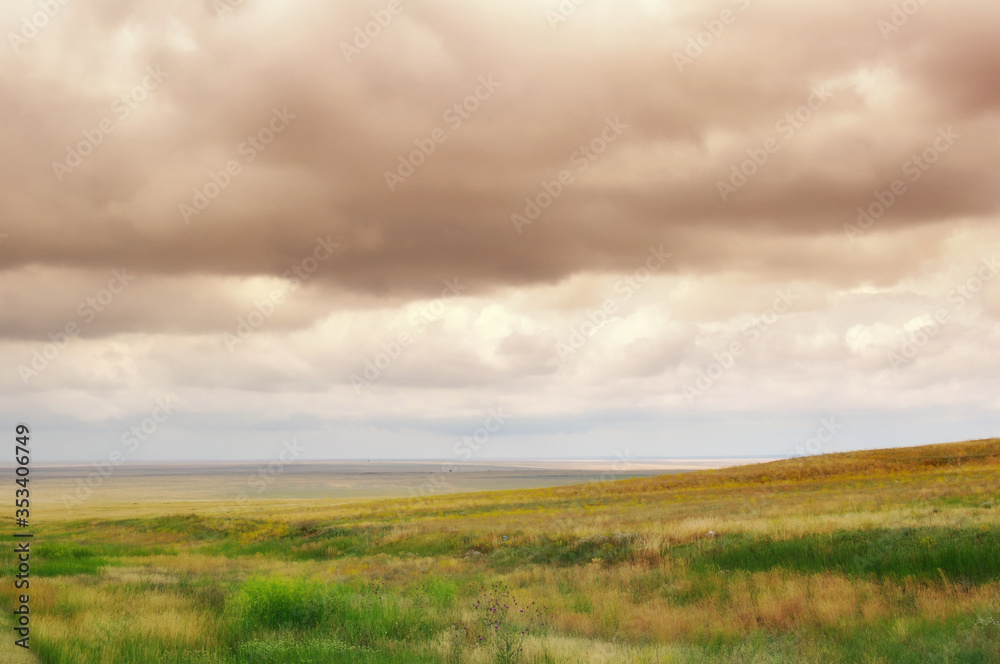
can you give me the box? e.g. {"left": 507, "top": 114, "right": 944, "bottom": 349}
{"left": 34, "top": 460, "right": 725, "bottom": 505}
{"left": 3, "top": 439, "right": 1000, "bottom": 663}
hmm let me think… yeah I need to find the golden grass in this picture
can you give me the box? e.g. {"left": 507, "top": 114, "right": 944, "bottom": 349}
{"left": 4, "top": 438, "right": 999, "bottom": 663}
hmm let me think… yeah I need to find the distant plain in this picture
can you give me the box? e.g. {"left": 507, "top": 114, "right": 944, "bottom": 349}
{"left": 28, "top": 458, "right": 757, "bottom": 517}
{"left": 5, "top": 443, "right": 998, "bottom": 663}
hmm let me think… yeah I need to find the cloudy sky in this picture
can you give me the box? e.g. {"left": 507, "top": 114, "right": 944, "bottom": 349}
{"left": 2, "top": 0, "right": 999, "bottom": 462}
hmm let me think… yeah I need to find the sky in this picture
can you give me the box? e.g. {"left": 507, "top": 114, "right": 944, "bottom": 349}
{"left": 1, "top": 0, "right": 998, "bottom": 462}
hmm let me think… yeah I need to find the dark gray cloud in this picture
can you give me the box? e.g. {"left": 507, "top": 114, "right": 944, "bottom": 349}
{"left": 1, "top": 0, "right": 998, "bottom": 317}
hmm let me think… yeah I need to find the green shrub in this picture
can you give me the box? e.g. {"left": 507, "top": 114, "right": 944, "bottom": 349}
{"left": 230, "top": 577, "right": 328, "bottom": 630}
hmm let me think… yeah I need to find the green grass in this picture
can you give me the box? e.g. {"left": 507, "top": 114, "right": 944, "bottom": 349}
{"left": 228, "top": 577, "right": 330, "bottom": 630}
{"left": 686, "top": 526, "right": 1000, "bottom": 583}
{"left": 490, "top": 533, "right": 638, "bottom": 569}
{"left": 4, "top": 438, "right": 1000, "bottom": 663}
{"left": 29, "top": 543, "right": 110, "bottom": 577}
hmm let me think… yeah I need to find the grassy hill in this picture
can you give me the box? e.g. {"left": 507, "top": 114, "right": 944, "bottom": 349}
{"left": 4, "top": 438, "right": 1000, "bottom": 663}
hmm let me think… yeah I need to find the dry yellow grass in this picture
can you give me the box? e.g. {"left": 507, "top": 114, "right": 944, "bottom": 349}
{"left": 4, "top": 438, "right": 999, "bottom": 663}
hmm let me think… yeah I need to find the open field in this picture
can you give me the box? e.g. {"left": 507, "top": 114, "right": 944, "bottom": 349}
{"left": 3, "top": 440, "right": 1000, "bottom": 663}
{"left": 21, "top": 459, "right": 754, "bottom": 519}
